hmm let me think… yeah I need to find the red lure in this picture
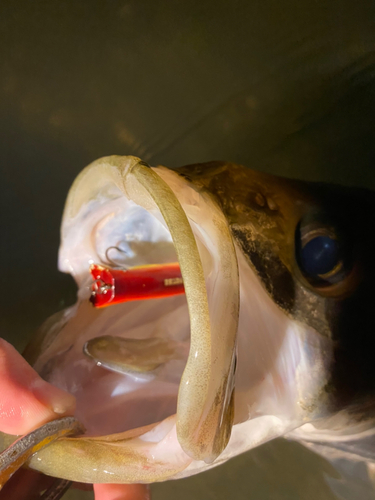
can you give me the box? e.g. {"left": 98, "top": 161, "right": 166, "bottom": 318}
{"left": 89, "top": 263, "right": 185, "bottom": 308}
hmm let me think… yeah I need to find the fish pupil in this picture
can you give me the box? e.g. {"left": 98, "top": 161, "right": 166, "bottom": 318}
{"left": 300, "top": 236, "right": 340, "bottom": 276}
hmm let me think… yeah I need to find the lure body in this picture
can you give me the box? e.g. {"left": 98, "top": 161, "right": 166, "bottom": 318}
{"left": 90, "top": 263, "right": 184, "bottom": 308}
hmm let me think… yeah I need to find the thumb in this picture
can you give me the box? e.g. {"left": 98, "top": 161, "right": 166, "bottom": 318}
{"left": 0, "top": 339, "right": 76, "bottom": 435}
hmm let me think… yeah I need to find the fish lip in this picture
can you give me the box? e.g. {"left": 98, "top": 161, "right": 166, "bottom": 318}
{"left": 126, "top": 162, "right": 239, "bottom": 462}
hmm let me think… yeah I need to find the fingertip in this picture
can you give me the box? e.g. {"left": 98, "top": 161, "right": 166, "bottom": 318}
{"left": 31, "top": 377, "right": 76, "bottom": 416}
{"left": 94, "top": 483, "right": 151, "bottom": 500}
{"left": 0, "top": 339, "right": 76, "bottom": 435}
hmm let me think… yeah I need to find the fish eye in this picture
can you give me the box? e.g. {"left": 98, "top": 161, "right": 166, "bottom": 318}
{"left": 300, "top": 234, "right": 340, "bottom": 276}
{"left": 295, "top": 216, "right": 352, "bottom": 289}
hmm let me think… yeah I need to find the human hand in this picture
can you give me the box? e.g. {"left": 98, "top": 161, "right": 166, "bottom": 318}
{"left": 0, "top": 339, "right": 150, "bottom": 500}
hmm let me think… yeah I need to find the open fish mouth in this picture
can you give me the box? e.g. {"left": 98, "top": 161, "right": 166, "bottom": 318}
{"left": 15, "top": 155, "right": 374, "bottom": 484}
{"left": 25, "top": 156, "right": 240, "bottom": 482}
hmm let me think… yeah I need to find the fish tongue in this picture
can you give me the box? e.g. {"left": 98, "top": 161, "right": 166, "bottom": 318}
{"left": 125, "top": 161, "right": 239, "bottom": 463}
{"left": 83, "top": 336, "right": 185, "bottom": 374}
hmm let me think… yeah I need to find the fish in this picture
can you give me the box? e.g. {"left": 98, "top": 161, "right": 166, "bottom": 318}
{"left": 1, "top": 155, "right": 375, "bottom": 485}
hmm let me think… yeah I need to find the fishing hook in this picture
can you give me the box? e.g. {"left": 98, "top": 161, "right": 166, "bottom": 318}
{"left": 103, "top": 243, "right": 131, "bottom": 269}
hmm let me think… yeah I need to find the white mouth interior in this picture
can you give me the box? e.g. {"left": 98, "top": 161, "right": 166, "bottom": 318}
{"left": 35, "top": 198, "right": 192, "bottom": 436}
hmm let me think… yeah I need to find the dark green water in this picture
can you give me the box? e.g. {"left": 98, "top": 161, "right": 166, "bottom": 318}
{"left": 1, "top": 1, "right": 375, "bottom": 498}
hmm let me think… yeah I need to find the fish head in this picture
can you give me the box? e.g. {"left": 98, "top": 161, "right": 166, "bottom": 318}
{"left": 177, "top": 161, "right": 375, "bottom": 426}
{"left": 8, "top": 156, "right": 375, "bottom": 483}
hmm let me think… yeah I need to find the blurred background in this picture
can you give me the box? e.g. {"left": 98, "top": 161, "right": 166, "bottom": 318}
{"left": 1, "top": 1, "right": 375, "bottom": 498}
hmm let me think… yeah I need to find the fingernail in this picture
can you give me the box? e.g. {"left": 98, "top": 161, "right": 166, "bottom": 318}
{"left": 31, "top": 378, "right": 76, "bottom": 416}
